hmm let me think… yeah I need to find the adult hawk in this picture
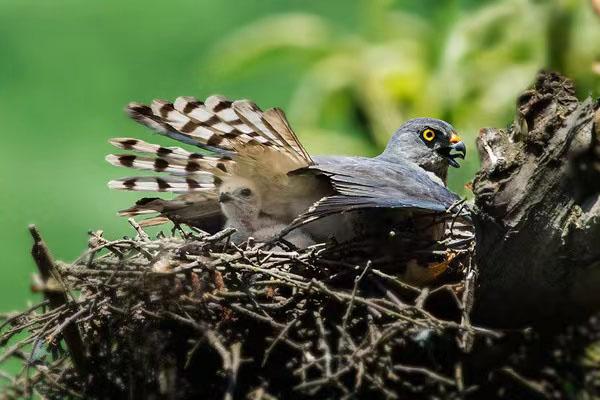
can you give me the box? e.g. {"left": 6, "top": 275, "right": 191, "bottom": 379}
{"left": 106, "top": 96, "right": 468, "bottom": 284}
{"left": 107, "top": 96, "right": 466, "bottom": 283}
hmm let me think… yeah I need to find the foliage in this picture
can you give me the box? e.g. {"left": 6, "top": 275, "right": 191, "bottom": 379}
{"left": 207, "top": 0, "right": 600, "bottom": 191}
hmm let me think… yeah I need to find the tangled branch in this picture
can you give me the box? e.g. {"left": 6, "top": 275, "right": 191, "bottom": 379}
{"left": 0, "top": 213, "right": 489, "bottom": 399}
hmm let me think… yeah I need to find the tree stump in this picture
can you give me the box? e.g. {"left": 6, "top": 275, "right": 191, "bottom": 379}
{"left": 472, "top": 71, "right": 600, "bottom": 327}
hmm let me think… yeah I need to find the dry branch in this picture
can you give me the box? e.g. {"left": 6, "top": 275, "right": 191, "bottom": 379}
{"left": 29, "top": 225, "right": 89, "bottom": 378}
{"left": 473, "top": 72, "right": 600, "bottom": 326}
{"left": 1, "top": 213, "right": 479, "bottom": 399}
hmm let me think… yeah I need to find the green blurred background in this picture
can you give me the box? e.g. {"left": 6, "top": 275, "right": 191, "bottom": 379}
{"left": 1, "top": 0, "right": 599, "bottom": 312}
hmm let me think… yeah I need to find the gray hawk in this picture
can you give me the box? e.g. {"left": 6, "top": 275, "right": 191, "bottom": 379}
{"left": 105, "top": 95, "right": 468, "bottom": 284}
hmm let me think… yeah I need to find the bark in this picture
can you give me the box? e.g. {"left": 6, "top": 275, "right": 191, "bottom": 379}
{"left": 472, "top": 71, "right": 600, "bottom": 327}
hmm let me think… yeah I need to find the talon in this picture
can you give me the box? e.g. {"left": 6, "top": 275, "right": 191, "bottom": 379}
{"left": 427, "top": 252, "right": 456, "bottom": 278}
{"left": 402, "top": 252, "right": 456, "bottom": 287}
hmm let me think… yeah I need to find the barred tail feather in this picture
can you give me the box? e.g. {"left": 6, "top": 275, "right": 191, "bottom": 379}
{"left": 105, "top": 153, "right": 230, "bottom": 176}
{"left": 108, "top": 176, "right": 215, "bottom": 193}
{"left": 109, "top": 137, "right": 227, "bottom": 162}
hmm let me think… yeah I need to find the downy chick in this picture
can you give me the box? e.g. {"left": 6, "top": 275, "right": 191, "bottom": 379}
{"left": 218, "top": 178, "right": 313, "bottom": 247}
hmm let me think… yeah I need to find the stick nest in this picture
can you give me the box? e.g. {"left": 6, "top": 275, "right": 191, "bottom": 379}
{"left": 1, "top": 219, "right": 496, "bottom": 399}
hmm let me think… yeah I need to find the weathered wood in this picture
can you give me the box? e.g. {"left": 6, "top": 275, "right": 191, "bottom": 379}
{"left": 472, "top": 72, "right": 600, "bottom": 326}
{"left": 29, "top": 225, "right": 89, "bottom": 377}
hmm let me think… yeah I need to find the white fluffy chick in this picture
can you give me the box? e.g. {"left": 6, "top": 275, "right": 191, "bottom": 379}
{"left": 218, "top": 178, "right": 313, "bottom": 247}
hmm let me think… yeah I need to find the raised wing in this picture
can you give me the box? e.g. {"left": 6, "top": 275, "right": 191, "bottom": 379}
{"left": 107, "top": 95, "right": 316, "bottom": 227}
{"left": 126, "top": 95, "right": 312, "bottom": 165}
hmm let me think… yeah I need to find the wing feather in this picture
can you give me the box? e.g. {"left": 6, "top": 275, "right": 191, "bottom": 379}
{"left": 126, "top": 94, "right": 312, "bottom": 165}
{"left": 232, "top": 100, "right": 287, "bottom": 147}
{"left": 126, "top": 102, "right": 231, "bottom": 154}
{"left": 119, "top": 193, "right": 224, "bottom": 233}
{"left": 286, "top": 156, "right": 459, "bottom": 230}
{"left": 263, "top": 107, "right": 313, "bottom": 163}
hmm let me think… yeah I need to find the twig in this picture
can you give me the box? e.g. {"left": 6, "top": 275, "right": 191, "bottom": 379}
{"left": 459, "top": 258, "right": 477, "bottom": 352}
{"left": 3, "top": 220, "right": 491, "bottom": 399}
{"left": 45, "top": 307, "right": 89, "bottom": 345}
{"left": 206, "top": 227, "right": 237, "bottom": 243}
{"left": 128, "top": 218, "right": 150, "bottom": 242}
{"left": 393, "top": 364, "right": 456, "bottom": 386}
{"left": 498, "top": 367, "right": 549, "bottom": 399}
{"left": 224, "top": 342, "right": 242, "bottom": 400}
{"left": 342, "top": 261, "right": 371, "bottom": 330}
{"left": 262, "top": 315, "right": 301, "bottom": 366}
{"left": 0, "top": 300, "right": 49, "bottom": 331}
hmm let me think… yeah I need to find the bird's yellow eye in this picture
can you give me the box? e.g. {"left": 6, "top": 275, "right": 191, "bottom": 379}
{"left": 422, "top": 129, "right": 436, "bottom": 142}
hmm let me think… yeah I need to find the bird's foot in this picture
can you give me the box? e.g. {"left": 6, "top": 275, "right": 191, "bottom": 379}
{"left": 402, "top": 252, "right": 456, "bottom": 287}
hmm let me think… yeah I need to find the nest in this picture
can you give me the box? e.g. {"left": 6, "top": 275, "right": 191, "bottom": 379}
{"left": 0, "top": 217, "right": 501, "bottom": 399}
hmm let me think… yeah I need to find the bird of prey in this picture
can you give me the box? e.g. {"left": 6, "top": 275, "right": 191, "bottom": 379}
{"left": 106, "top": 95, "right": 466, "bottom": 247}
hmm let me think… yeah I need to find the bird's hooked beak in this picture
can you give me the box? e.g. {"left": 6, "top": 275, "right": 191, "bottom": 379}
{"left": 438, "top": 132, "right": 466, "bottom": 168}
{"left": 219, "top": 193, "right": 232, "bottom": 203}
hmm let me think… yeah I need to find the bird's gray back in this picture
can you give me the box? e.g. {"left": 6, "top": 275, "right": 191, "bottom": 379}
{"left": 311, "top": 155, "right": 458, "bottom": 210}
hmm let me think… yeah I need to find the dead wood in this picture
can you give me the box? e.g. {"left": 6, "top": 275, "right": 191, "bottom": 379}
{"left": 1, "top": 216, "right": 484, "bottom": 399}
{"left": 473, "top": 71, "right": 600, "bottom": 326}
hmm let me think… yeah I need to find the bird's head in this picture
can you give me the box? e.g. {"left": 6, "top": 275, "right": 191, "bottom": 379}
{"left": 218, "top": 178, "right": 261, "bottom": 222}
{"left": 379, "top": 118, "right": 466, "bottom": 180}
